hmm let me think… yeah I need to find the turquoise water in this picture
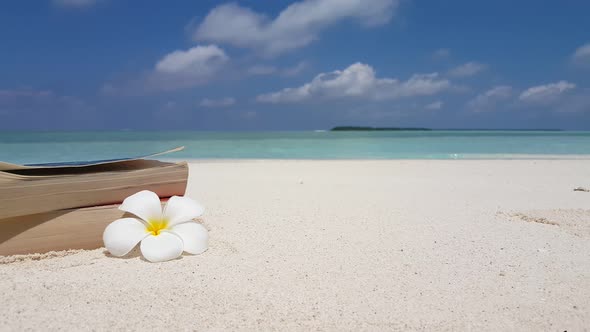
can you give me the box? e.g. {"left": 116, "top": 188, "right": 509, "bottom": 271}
{"left": 1, "top": 131, "right": 590, "bottom": 164}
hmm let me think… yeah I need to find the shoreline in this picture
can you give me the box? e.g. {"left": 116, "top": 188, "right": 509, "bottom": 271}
{"left": 166, "top": 155, "right": 590, "bottom": 163}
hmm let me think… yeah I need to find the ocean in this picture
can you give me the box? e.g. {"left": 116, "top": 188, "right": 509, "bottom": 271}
{"left": 1, "top": 131, "right": 590, "bottom": 164}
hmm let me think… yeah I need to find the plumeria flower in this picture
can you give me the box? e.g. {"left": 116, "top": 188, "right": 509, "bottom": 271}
{"left": 103, "top": 190, "right": 208, "bottom": 262}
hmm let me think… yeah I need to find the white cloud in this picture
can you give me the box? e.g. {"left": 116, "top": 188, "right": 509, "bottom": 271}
{"left": 282, "top": 61, "right": 308, "bottom": 76}
{"left": 155, "top": 45, "right": 228, "bottom": 74}
{"left": 448, "top": 62, "right": 487, "bottom": 77}
{"left": 199, "top": 97, "right": 236, "bottom": 108}
{"left": 466, "top": 86, "right": 513, "bottom": 112}
{"left": 247, "top": 65, "right": 277, "bottom": 76}
{"left": 193, "top": 0, "right": 399, "bottom": 56}
{"left": 256, "top": 62, "right": 451, "bottom": 103}
{"left": 464, "top": 82, "right": 586, "bottom": 114}
{"left": 519, "top": 81, "right": 576, "bottom": 104}
{"left": 104, "top": 45, "right": 229, "bottom": 93}
{"left": 53, "top": 0, "right": 98, "bottom": 7}
{"left": 572, "top": 43, "right": 590, "bottom": 66}
{"left": 101, "top": 45, "right": 230, "bottom": 95}
{"left": 425, "top": 101, "right": 443, "bottom": 110}
{"left": 432, "top": 48, "right": 450, "bottom": 59}
{"left": 247, "top": 62, "right": 308, "bottom": 77}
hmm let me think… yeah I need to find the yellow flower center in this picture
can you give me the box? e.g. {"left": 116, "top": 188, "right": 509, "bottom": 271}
{"left": 146, "top": 219, "right": 169, "bottom": 236}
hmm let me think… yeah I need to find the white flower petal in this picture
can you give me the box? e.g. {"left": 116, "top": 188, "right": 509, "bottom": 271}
{"left": 103, "top": 218, "right": 149, "bottom": 257}
{"left": 163, "top": 195, "right": 204, "bottom": 226}
{"left": 171, "top": 222, "right": 208, "bottom": 255}
{"left": 118, "top": 190, "right": 162, "bottom": 222}
{"left": 140, "top": 232, "right": 184, "bottom": 262}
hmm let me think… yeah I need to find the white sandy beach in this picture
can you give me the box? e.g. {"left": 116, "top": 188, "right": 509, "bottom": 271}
{"left": 1, "top": 160, "right": 590, "bottom": 331}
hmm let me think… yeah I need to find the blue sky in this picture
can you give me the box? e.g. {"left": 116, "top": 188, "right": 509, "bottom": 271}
{"left": 1, "top": 0, "right": 590, "bottom": 130}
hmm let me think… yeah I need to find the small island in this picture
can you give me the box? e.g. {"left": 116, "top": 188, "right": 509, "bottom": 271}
{"left": 330, "top": 126, "right": 432, "bottom": 131}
